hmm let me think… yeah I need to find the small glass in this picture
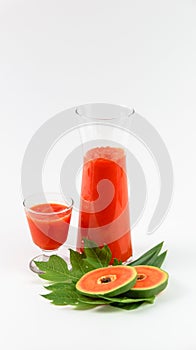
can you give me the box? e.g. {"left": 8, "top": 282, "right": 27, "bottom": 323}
{"left": 23, "top": 192, "right": 73, "bottom": 273}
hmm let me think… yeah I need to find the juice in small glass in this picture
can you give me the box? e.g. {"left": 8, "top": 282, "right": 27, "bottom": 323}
{"left": 26, "top": 203, "right": 72, "bottom": 250}
{"left": 24, "top": 193, "right": 73, "bottom": 273}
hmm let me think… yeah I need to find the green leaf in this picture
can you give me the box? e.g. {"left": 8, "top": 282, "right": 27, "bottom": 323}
{"left": 44, "top": 282, "right": 73, "bottom": 291}
{"left": 128, "top": 241, "right": 164, "bottom": 266}
{"left": 42, "top": 283, "right": 81, "bottom": 306}
{"left": 42, "top": 294, "right": 68, "bottom": 305}
{"left": 83, "top": 239, "right": 112, "bottom": 268}
{"left": 77, "top": 295, "right": 111, "bottom": 305}
{"left": 69, "top": 249, "right": 94, "bottom": 280}
{"left": 112, "top": 258, "right": 123, "bottom": 266}
{"left": 149, "top": 250, "right": 168, "bottom": 268}
{"left": 42, "top": 283, "right": 110, "bottom": 307}
{"left": 110, "top": 296, "right": 155, "bottom": 310}
{"left": 111, "top": 301, "right": 145, "bottom": 310}
{"left": 98, "top": 295, "right": 155, "bottom": 304}
{"left": 34, "top": 255, "right": 72, "bottom": 282}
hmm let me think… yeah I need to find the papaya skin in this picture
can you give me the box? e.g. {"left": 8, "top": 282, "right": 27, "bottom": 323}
{"left": 76, "top": 265, "right": 137, "bottom": 297}
{"left": 127, "top": 265, "right": 169, "bottom": 298}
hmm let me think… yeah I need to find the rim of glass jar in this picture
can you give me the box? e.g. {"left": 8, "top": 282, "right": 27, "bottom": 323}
{"left": 23, "top": 193, "right": 74, "bottom": 216}
{"left": 75, "top": 103, "right": 135, "bottom": 121}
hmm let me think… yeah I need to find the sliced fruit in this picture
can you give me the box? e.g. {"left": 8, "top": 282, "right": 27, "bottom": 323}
{"left": 76, "top": 265, "right": 137, "bottom": 297}
{"left": 127, "top": 265, "right": 169, "bottom": 298}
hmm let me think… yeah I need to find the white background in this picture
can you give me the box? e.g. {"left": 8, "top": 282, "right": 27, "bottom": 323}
{"left": 0, "top": 1, "right": 196, "bottom": 349}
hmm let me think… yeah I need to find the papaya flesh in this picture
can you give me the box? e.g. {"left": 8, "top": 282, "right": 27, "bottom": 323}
{"left": 127, "top": 265, "right": 169, "bottom": 298}
{"left": 76, "top": 265, "right": 137, "bottom": 297}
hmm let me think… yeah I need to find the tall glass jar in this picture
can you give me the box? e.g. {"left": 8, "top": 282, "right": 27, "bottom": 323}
{"left": 75, "top": 103, "right": 134, "bottom": 263}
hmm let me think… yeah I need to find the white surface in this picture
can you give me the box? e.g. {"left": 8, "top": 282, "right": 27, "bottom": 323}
{"left": 0, "top": 1, "right": 196, "bottom": 349}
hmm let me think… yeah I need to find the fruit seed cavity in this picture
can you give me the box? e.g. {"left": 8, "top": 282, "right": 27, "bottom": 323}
{"left": 97, "top": 274, "right": 117, "bottom": 284}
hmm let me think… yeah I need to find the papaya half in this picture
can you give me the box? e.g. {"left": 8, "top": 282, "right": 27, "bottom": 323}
{"left": 127, "top": 265, "right": 169, "bottom": 298}
{"left": 76, "top": 265, "right": 137, "bottom": 297}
